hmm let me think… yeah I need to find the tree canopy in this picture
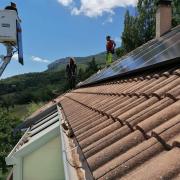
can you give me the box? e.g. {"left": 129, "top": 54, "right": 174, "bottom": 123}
{"left": 119, "top": 0, "right": 180, "bottom": 56}
{"left": 0, "top": 109, "right": 21, "bottom": 173}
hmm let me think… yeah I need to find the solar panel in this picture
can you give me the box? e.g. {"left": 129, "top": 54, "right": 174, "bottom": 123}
{"left": 81, "top": 25, "right": 180, "bottom": 86}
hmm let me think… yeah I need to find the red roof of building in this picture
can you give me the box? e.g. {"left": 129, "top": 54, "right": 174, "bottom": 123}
{"left": 59, "top": 65, "right": 180, "bottom": 179}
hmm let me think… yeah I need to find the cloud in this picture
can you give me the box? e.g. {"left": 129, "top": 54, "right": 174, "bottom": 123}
{"left": 57, "top": 0, "right": 73, "bottom": 6}
{"left": 58, "top": 0, "right": 138, "bottom": 17}
{"left": 102, "top": 16, "right": 114, "bottom": 25}
{"left": 31, "top": 56, "right": 50, "bottom": 63}
{"left": 12, "top": 53, "right": 18, "bottom": 61}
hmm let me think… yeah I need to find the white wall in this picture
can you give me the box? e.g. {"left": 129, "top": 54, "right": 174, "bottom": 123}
{"left": 23, "top": 137, "right": 65, "bottom": 180}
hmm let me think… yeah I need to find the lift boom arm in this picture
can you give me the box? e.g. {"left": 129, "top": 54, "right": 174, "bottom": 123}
{"left": 0, "top": 45, "right": 13, "bottom": 77}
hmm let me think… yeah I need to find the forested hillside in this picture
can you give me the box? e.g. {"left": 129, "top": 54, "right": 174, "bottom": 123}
{"left": 0, "top": 56, "right": 103, "bottom": 112}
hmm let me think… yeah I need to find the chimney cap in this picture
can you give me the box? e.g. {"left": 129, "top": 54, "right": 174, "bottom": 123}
{"left": 157, "top": 0, "right": 172, "bottom": 5}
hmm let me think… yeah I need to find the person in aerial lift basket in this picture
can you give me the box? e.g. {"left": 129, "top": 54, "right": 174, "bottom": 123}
{"left": 5, "top": 2, "right": 18, "bottom": 13}
{"left": 106, "top": 35, "right": 116, "bottom": 67}
{"left": 66, "top": 57, "right": 77, "bottom": 89}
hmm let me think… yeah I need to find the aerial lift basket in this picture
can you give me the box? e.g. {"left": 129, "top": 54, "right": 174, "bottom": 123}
{"left": 0, "top": 9, "right": 23, "bottom": 77}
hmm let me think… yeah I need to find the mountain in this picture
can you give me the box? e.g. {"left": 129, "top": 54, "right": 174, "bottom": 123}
{"left": 47, "top": 52, "right": 110, "bottom": 71}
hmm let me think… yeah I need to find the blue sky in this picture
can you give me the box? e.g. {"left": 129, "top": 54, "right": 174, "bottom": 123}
{"left": 0, "top": 0, "right": 137, "bottom": 78}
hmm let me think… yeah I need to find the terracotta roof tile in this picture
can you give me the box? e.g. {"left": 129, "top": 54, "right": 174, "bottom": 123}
{"left": 152, "top": 114, "right": 180, "bottom": 148}
{"left": 80, "top": 121, "right": 122, "bottom": 149}
{"left": 136, "top": 100, "right": 180, "bottom": 137}
{"left": 172, "top": 135, "right": 180, "bottom": 147}
{"left": 126, "top": 97, "right": 174, "bottom": 129}
{"left": 83, "top": 125, "right": 132, "bottom": 158}
{"left": 111, "top": 97, "right": 147, "bottom": 119}
{"left": 121, "top": 147, "right": 180, "bottom": 180}
{"left": 117, "top": 97, "right": 159, "bottom": 122}
{"left": 87, "top": 130, "right": 145, "bottom": 171}
{"left": 166, "top": 85, "right": 180, "bottom": 100}
{"left": 94, "top": 137, "right": 164, "bottom": 179}
{"left": 77, "top": 118, "right": 113, "bottom": 142}
{"left": 59, "top": 66, "right": 180, "bottom": 179}
{"left": 152, "top": 77, "right": 180, "bottom": 98}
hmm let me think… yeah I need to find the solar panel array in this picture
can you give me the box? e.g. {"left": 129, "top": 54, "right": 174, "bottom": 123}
{"left": 81, "top": 25, "right": 180, "bottom": 86}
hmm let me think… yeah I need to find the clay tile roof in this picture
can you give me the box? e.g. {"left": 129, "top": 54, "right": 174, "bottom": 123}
{"left": 58, "top": 26, "right": 180, "bottom": 179}
{"left": 59, "top": 64, "right": 180, "bottom": 180}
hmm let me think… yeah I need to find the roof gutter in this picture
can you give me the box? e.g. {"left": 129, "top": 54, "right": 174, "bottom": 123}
{"left": 59, "top": 120, "right": 72, "bottom": 180}
{"left": 6, "top": 129, "right": 29, "bottom": 165}
{"left": 57, "top": 105, "right": 87, "bottom": 180}
{"left": 58, "top": 105, "right": 71, "bottom": 180}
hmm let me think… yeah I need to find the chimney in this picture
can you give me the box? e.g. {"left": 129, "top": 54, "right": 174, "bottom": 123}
{"left": 156, "top": 0, "right": 172, "bottom": 38}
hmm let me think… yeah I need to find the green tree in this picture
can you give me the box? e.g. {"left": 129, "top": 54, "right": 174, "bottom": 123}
{"left": 0, "top": 96, "right": 14, "bottom": 111}
{"left": 121, "top": 10, "right": 136, "bottom": 53}
{"left": 121, "top": 0, "right": 180, "bottom": 54}
{"left": 0, "top": 109, "right": 21, "bottom": 173}
{"left": 78, "top": 68, "right": 85, "bottom": 81}
{"left": 137, "top": 0, "right": 157, "bottom": 44}
{"left": 84, "top": 57, "right": 99, "bottom": 79}
{"left": 116, "top": 47, "right": 126, "bottom": 58}
{"left": 122, "top": 0, "right": 157, "bottom": 53}
{"left": 87, "top": 57, "right": 98, "bottom": 71}
{"left": 172, "top": 0, "right": 180, "bottom": 26}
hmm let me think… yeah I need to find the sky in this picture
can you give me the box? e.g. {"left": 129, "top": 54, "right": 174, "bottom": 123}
{"left": 0, "top": 0, "right": 137, "bottom": 79}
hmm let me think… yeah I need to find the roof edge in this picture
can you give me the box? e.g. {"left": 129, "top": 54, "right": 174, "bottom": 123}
{"left": 6, "top": 121, "right": 60, "bottom": 164}
{"left": 58, "top": 105, "right": 93, "bottom": 180}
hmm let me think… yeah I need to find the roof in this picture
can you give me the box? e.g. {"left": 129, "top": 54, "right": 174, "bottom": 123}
{"left": 7, "top": 102, "right": 86, "bottom": 180}
{"left": 6, "top": 107, "right": 59, "bottom": 164}
{"left": 9, "top": 25, "right": 180, "bottom": 180}
{"left": 58, "top": 26, "right": 180, "bottom": 179}
{"left": 59, "top": 65, "right": 180, "bottom": 179}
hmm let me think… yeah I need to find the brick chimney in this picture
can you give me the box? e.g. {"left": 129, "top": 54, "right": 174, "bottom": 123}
{"left": 156, "top": 0, "right": 172, "bottom": 38}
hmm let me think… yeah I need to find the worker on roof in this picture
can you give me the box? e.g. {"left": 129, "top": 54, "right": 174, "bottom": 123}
{"left": 66, "top": 57, "right": 77, "bottom": 89}
{"left": 106, "top": 36, "right": 116, "bottom": 67}
{"left": 5, "top": 2, "right": 18, "bottom": 13}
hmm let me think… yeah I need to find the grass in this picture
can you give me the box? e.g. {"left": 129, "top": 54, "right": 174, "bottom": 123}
{"left": 10, "top": 104, "right": 30, "bottom": 120}
{"left": 9, "top": 102, "right": 45, "bottom": 121}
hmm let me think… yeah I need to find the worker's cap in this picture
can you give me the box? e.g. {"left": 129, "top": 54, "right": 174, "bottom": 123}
{"left": 11, "top": 2, "right": 16, "bottom": 7}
